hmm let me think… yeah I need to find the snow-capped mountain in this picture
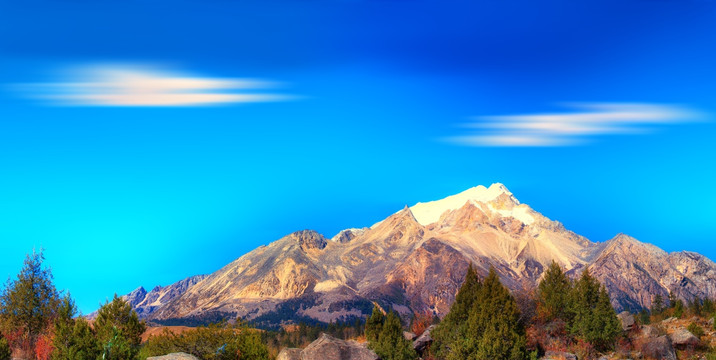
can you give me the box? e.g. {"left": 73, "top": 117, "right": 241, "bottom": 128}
{"left": 112, "top": 184, "right": 716, "bottom": 327}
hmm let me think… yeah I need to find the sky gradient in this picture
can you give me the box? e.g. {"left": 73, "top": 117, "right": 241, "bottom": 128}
{"left": 1, "top": 0, "right": 715, "bottom": 314}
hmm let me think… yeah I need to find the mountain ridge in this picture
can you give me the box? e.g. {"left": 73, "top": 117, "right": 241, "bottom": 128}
{"left": 107, "top": 183, "right": 716, "bottom": 328}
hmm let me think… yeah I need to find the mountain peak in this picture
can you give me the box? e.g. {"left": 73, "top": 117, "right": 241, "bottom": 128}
{"left": 409, "top": 183, "right": 517, "bottom": 225}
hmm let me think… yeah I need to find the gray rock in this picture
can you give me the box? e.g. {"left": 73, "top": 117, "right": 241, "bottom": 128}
{"left": 617, "top": 311, "right": 636, "bottom": 331}
{"left": 413, "top": 324, "right": 436, "bottom": 354}
{"left": 542, "top": 350, "right": 577, "bottom": 360}
{"left": 146, "top": 353, "right": 200, "bottom": 360}
{"left": 708, "top": 317, "right": 714, "bottom": 327}
{"left": 403, "top": 331, "right": 417, "bottom": 341}
{"left": 300, "top": 333, "right": 379, "bottom": 360}
{"left": 662, "top": 317, "right": 677, "bottom": 323}
{"left": 640, "top": 325, "right": 658, "bottom": 338}
{"left": 276, "top": 348, "right": 302, "bottom": 360}
{"left": 670, "top": 328, "right": 699, "bottom": 347}
{"left": 639, "top": 335, "right": 676, "bottom": 360}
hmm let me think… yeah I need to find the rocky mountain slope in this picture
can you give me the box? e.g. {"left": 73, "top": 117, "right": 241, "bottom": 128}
{"left": 114, "top": 184, "right": 716, "bottom": 327}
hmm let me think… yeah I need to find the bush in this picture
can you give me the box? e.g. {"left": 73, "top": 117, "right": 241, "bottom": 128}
{"left": 140, "top": 322, "right": 269, "bottom": 360}
{"left": 0, "top": 333, "right": 10, "bottom": 360}
{"left": 688, "top": 322, "right": 704, "bottom": 338}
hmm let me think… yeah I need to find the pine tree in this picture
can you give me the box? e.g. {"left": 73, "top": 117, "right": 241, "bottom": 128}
{"left": 431, "top": 264, "right": 482, "bottom": 358}
{"left": 51, "top": 294, "right": 100, "bottom": 360}
{"left": 568, "top": 268, "right": 620, "bottom": 352}
{"left": 651, "top": 293, "right": 664, "bottom": 315}
{"left": 673, "top": 299, "right": 685, "bottom": 318}
{"left": 94, "top": 294, "right": 146, "bottom": 360}
{"left": 372, "top": 312, "right": 417, "bottom": 360}
{"left": 0, "top": 250, "right": 61, "bottom": 356}
{"left": 467, "top": 268, "right": 526, "bottom": 360}
{"left": 365, "top": 305, "right": 385, "bottom": 344}
{"left": 537, "top": 261, "right": 571, "bottom": 322}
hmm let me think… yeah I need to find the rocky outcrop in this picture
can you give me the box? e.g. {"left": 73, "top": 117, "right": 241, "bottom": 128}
{"left": 278, "top": 333, "right": 378, "bottom": 360}
{"left": 146, "top": 353, "right": 199, "bottom": 360}
{"left": 276, "top": 348, "right": 302, "bottom": 360}
{"left": 617, "top": 311, "right": 635, "bottom": 331}
{"left": 542, "top": 350, "right": 577, "bottom": 360}
{"left": 670, "top": 328, "right": 699, "bottom": 347}
{"left": 413, "top": 325, "right": 435, "bottom": 355}
{"left": 639, "top": 335, "right": 677, "bottom": 360}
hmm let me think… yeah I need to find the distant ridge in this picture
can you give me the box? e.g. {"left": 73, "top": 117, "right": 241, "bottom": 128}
{"left": 105, "top": 184, "right": 716, "bottom": 328}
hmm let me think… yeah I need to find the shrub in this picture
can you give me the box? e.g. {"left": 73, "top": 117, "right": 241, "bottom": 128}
{"left": 687, "top": 322, "right": 704, "bottom": 338}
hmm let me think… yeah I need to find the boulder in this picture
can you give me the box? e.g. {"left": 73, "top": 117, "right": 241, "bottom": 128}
{"left": 403, "top": 331, "right": 417, "bottom": 341}
{"left": 617, "top": 311, "right": 635, "bottom": 331}
{"left": 640, "top": 325, "right": 659, "bottom": 338}
{"left": 147, "top": 353, "right": 200, "bottom": 360}
{"left": 276, "top": 348, "right": 303, "bottom": 360}
{"left": 413, "top": 324, "right": 436, "bottom": 354}
{"left": 639, "top": 335, "right": 676, "bottom": 360}
{"left": 670, "top": 328, "right": 699, "bottom": 347}
{"left": 542, "top": 350, "right": 577, "bottom": 360}
{"left": 300, "top": 333, "right": 379, "bottom": 360}
{"left": 709, "top": 317, "right": 715, "bottom": 327}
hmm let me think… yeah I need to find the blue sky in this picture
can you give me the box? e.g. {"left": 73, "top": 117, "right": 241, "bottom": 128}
{"left": 1, "top": 0, "right": 715, "bottom": 314}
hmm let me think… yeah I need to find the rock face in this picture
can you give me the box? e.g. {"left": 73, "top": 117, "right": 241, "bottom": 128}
{"left": 146, "top": 353, "right": 199, "bottom": 360}
{"left": 617, "top": 311, "right": 636, "bottom": 331}
{"left": 278, "top": 333, "right": 378, "bottom": 360}
{"left": 639, "top": 335, "right": 677, "bottom": 360}
{"left": 670, "top": 328, "right": 699, "bottom": 347}
{"left": 105, "top": 183, "right": 716, "bottom": 327}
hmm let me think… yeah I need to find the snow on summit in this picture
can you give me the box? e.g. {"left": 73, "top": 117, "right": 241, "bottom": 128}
{"left": 409, "top": 183, "right": 519, "bottom": 225}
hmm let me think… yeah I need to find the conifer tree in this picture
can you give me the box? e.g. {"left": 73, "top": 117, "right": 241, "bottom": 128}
{"left": 0, "top": 250, "right": 60, "bottom": 356}
{"left": 431, "top": 264, "right": 481, "bottom": 358}
{"left": 94, "top": 294, "right": 146, "bottom": 360}
{"left": 371, "top": 312, "right": 417, "bottom": 360}
{"left": 365, "top": 305, "right": 385, "bottom": 344}
{"left": 651, "top": 293, "right": 664, "bottom": 315}
{"left": 51, "top": 294, "right": 100, "bottom": 360}
{"left": 467, "top": 268, "right": 526, "bottom": 360}
{"left": 568, "top": 268, "right": 620, "bottom": 352}
{"left": 537, "top": 261, "right": 571, "bottom": 322}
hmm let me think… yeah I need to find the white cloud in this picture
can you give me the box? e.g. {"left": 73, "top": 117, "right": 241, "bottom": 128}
{"left": 447, "top": 103, "right": 704, "bottom": 147}
{"left": 16, "top": 64, "right": 292, "bottom": 106}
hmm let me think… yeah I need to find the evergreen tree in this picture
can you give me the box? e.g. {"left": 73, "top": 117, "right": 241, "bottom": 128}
{"left": 365, "top": 305, "right": 385, "bottom": 344}
{"left": 673, "top": 299, "right": 685, "bottom": 318}
{"left": 651, "top": 293, "right": 664, "bottom": 315}
{"left": 703, "top": 298, "right": 715, "bottom": 316}
{"left": 431, "top": 264, "right": 482, "bottom": 358}
{"left": 0, "top": 250, "right": 61, "bottom": 356}
{"left": 51, "top": 294, "right": 100, "bottom": 360}
{"left": 537, "top": 261, "right": 571, "bottom": 322}
{"left": 0, "top": 333, "right": 10, "bottom": 360}
{"left": 94, "top": 294, "right": 146, "bottom": 360}
{"left": 568, "top": 268, "right": 620, "bottom": 352}
{"left": 467, "top": 268, "right": 526, "bottom": 360}
{"left": 371, "top": 312, "right": 417, "bottom": 360}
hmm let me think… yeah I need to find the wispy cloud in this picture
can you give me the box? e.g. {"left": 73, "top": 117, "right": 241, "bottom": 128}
{"left": 447, "top": 103, "right": 704, "bottom": 147}
{"left": 15, "top": 64, "right": 292, "bottom": 106}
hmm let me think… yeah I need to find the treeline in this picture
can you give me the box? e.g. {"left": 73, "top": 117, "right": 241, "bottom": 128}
{"left": 361, "top": 262, "right": 623, "bottom": 360}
